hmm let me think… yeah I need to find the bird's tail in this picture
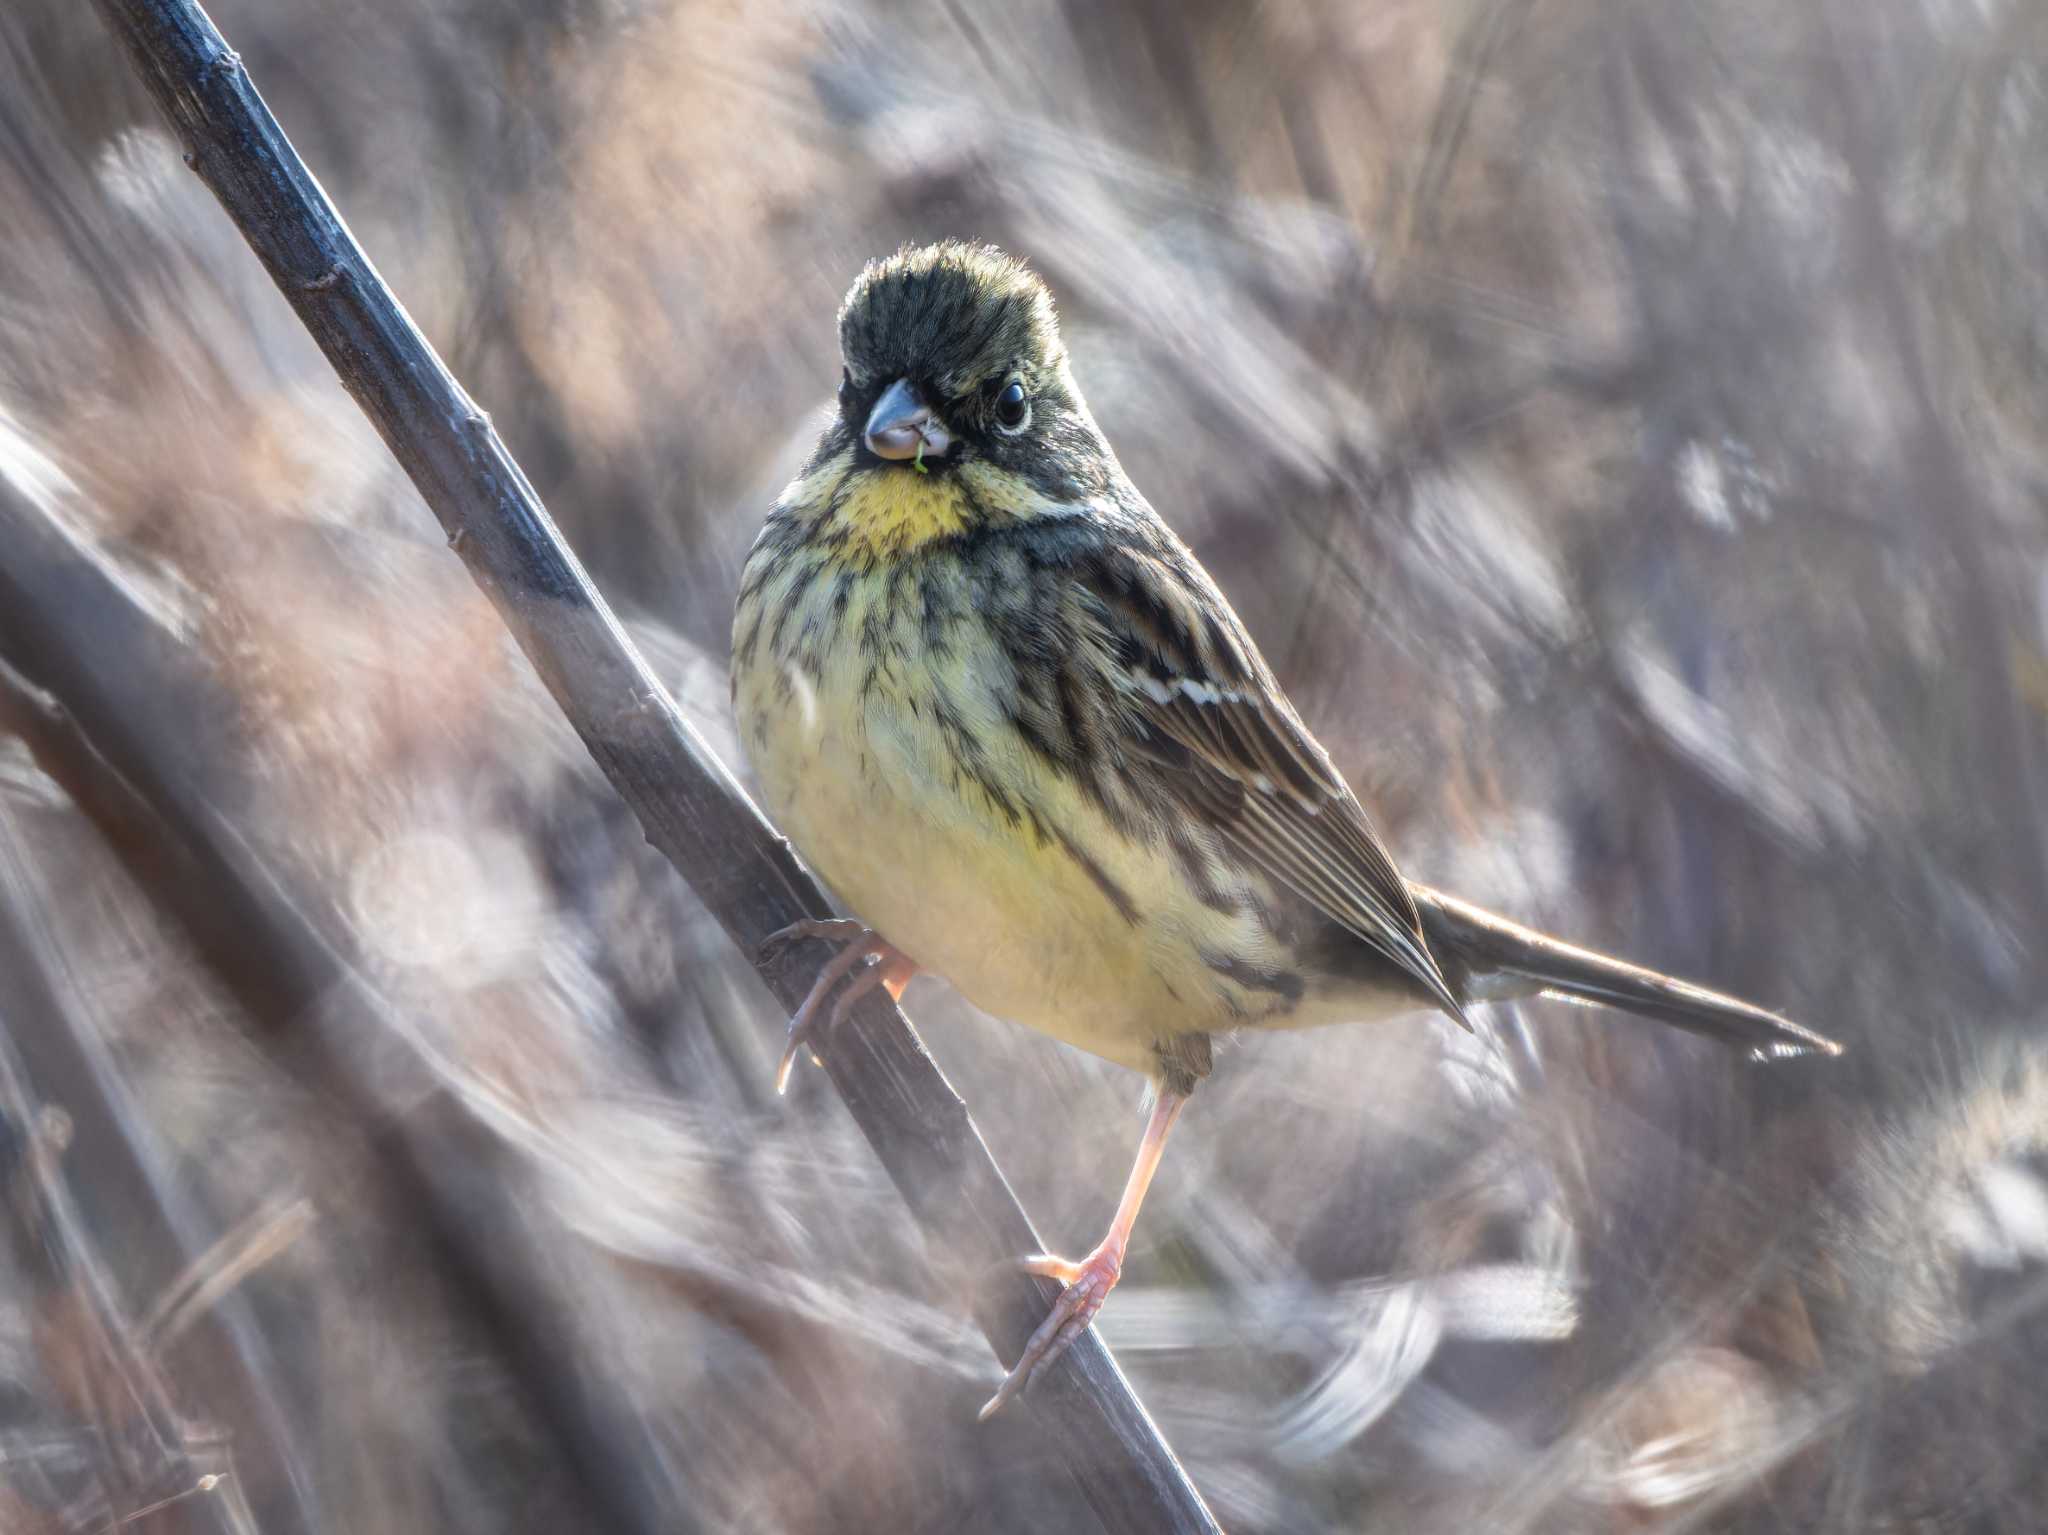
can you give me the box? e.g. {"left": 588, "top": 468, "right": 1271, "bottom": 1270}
{"left": 1410, "top": 884, "right": 1842, "bottom": 1061}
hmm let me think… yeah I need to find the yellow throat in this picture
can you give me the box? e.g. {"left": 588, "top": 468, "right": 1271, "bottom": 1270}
{"left": 815, "top": 456, "right": 975, "bottom": 557}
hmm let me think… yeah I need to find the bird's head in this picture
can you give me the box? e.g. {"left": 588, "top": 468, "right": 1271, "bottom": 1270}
{"left": 790, "top": 242, "right": 1116, "bottom": 552}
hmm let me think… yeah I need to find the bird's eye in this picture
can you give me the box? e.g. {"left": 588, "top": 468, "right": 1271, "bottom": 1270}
{"left": 994, "top": 379, "right": 1029, "bottom": 432}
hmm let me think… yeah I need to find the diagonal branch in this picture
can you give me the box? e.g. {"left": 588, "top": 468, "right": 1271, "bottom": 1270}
{"left": 81, "top": 0, "right": 1217, "bottom": 1528}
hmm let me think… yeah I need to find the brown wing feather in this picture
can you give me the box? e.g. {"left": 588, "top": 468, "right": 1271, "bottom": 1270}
{"left": 1077, "top": 543, "right": 1470, "bottom": 1027}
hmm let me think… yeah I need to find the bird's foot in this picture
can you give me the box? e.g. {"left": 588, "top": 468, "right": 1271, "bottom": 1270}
{"left": 978, "top": 1242, "right": 1124, "bottom": 1421}
{"left": 759, "top": 919, "right": 915, "bottom": 1093}
{"left": 758, "top": 915, "right": 868, "bottom": 963}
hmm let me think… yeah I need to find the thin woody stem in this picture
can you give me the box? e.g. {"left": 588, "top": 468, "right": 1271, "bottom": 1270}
{"left": 83, "top": 2, "right": 1217, "bottom": 1528}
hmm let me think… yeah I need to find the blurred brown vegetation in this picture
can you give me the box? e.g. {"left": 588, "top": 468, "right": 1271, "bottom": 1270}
{"left": 2, "top": 0, "right": 2046, "bottom": 1531}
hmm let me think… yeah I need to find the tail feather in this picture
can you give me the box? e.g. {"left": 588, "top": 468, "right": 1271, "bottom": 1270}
{"left": 1409, "top": 884, "right": 1842, "bottom": 1061}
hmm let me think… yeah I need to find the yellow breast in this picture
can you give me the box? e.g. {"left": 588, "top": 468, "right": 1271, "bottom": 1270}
{"left": 730, "top": 467, "right": 1394, "bottom": 1079}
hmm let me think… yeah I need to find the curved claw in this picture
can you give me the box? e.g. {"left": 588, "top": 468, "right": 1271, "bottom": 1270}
{"left": 978, "top": 1246, "right": 1123, "bottom": 1421}
{"left": 773, "top": 933, "right": 888, "bottom": 1094}
{"left": 767, "top": 925, "right": 917, "bottom": 1093}
{"left": 758, "top": 915, "right": 867, "bottom": 964}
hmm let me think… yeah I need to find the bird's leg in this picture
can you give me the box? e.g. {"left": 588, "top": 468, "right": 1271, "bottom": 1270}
{"left": 759, "top": 918, "right": 916, "bottom": 1093}
{"left": 978, "top": 1088, "right": 1189, "bottom": 1420}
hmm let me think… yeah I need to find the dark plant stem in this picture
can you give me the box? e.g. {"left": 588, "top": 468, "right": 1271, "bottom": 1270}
{"left": 80, "top": 1, "right": 1216, "bottom": 1527}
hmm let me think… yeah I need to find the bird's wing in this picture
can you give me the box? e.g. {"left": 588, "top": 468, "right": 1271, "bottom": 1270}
{"left": 1075, "top": 539, "right": 1469, "bottom": 1026}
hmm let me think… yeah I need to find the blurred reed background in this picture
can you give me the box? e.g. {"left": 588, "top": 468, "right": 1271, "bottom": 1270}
{"left": 1, "top": 1, "right": 2044, "bottom": 1531}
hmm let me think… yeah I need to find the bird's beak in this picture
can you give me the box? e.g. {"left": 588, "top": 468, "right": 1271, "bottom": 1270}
{"left": 863, "top": 378, "right": 953, "bottom": 463}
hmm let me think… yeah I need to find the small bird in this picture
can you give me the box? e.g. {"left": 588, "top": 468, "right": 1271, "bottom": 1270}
{"left": 731, "top": 241, "right": 1839, "bottom": 1420}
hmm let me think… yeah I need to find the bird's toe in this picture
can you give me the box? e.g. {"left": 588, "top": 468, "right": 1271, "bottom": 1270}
{"left": 978, "top": 1245, "right": 1123, "bottom": 1420}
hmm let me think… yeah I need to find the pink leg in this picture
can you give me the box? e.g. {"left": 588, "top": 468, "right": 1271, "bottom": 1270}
{"left": 762, "top": 919, "right": 917, "bottom": 1093}
{"left": 978, "top": 1089, "right": 1189, "bottom": 1420}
